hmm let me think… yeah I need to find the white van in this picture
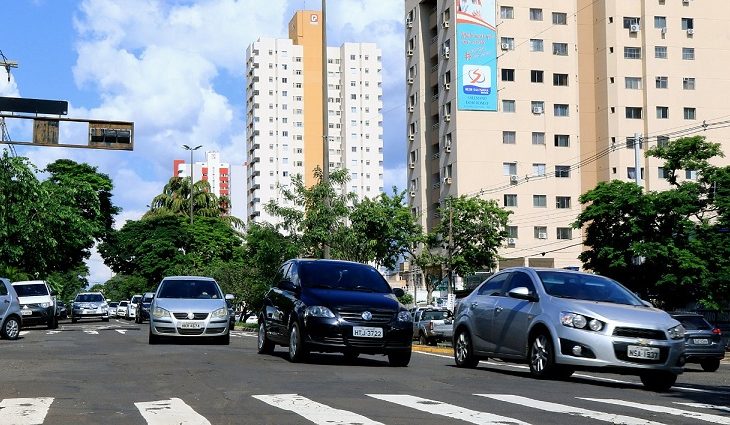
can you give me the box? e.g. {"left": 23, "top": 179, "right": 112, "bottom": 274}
{"left": 11, "top": 280, "right": 58, "bottom": 329}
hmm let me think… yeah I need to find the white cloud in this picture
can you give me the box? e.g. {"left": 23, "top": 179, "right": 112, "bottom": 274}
{"left": 87, "top": 245, "right": 114, "bottom": 285}
{"left": 383, "top": 164, "right": 406, "bottom": 194}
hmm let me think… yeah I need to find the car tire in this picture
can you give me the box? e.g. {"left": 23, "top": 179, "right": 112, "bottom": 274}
{"left": 1, "top": 316, "right": 20, "bottom": 340}
{"left": 102, "top": 317, "right": 109, "bottom": 322}
{"left": 640, "top": 371, "right": 677, "bottom": 391}
{"left": 700, "top": 359, "right": 721, "bottom": 372}
{"left": 71, "top": 316, "right": 77, "bottom": 324}
{"left": 218, "top": 332, "right": 230, "bottom": 345}
{"left": 288, "top": 321, "right": 308, "bottom": 363}
{"left": 257, "top": 321, "right": 275, "bottom": 355}
{"left": 418, "top": 333, "right": 427, "bottom": 345}
{"left": 47, "top": 315, "right": 58, "bottom": 329}
{"left": 149, "top": 331, "right": 161, "bottom": 345}
{"left": 454, "top": 329, "right": 480, "bottom": 368}
{"left": 429, "top": 338, "right": 438, "bottom": 347}
{"left": 529, "top": 332, "right": 558, "bottom": 379}
{"left": 388, "top": 350, "right": 411, "bottom": 367}
{"left": 343, "top": 351, "right": 360, "bottom": 362}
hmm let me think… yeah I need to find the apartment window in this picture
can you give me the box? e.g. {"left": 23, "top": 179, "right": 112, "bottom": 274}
{"left": 529, "top": 8, "right": 543, "bottom": 21}
{"left": 658, "top": 136, "right": 670, "bottom": 148}
{"left": 681, "top": 18, "right": 694, "bottom": 30}
{"left": 626, "top": 136, "right": 641, "bottom": 150}
{"left": 657, "top": 106, "right": 669, "bottom": 119}
{"left": 655, "top": 46, "right": 667, "bottom": 59}
{"left": 552, "top": 12, "right": 567, "bottom": 25}
{"left": 686, "top": 169, "right": 697, "bottom": 180}
{"left": 503, "top": 162, "right": 517, "bottom": 175}
{"left": 554, "top": 104, "right": 569, "bottom": 117}
{"left": 658, "top": 167, "right": 669, "bottom": 179}
{"left": 557, "top": 228, "right": 572, "bottom": 240}
{"left": 503, "top": 131, "right": 516, "bottom": 144}
{"left": 501, "top": 68, "right": 515, "bottom": 81}
{"left": 533, "top": 195, "right": 547, "bottom": 208}
{"left": 624, "top": 47, "right": 642, "bottom": 59}
{"left": 533, "top": 163, "right": 546, "bottom": 176}
{"left": 532, "top": 132, "right": 545, "bottom": 145}
{"left": 504, "top": 194, "right": 518, "bottom": 207}
{"left": 500, "top": 6, "right": 514, "bottom": 19}
{"left": 626, "top": 107, "right": 643, "bottom": 119}
{"left": 556, "top": 196, "right": 571, "bottom": 209}
{"left": 501, "top": 37, "right": 515, "bottom": 50}
{"left": 530, "top": 39, "right": 544, "bottom": 52}
{"left": 683, "top": 77, "right": 695, "bottom": 90}
{"left": 531, "top": 101, "right": 545, "bottom": 113}
{"left": 555, "top": 166, "right": 571, "bottom": 178}
{"left": 554, "top": 134, "right": 570, "bottom": 147}
{"left": 502, "top": 100, "right": 516, "bottom": 113}
{"left": 625, "top": 77, "right": 642, "bottom": 89}
{"left": 656, "top": 76, "right": 668, "bottom": 88}
{"left": 553, "top": 43, "right": 568, "bottom": 56}
{"left": 553, "top": 73, "right": 569, "bottom": 86}
{"left": 654, "top": 16, "right": 667, "bottom": 28}
{"left": 531, "top": 70, "right": 544, "bottom": 83}
{"left": 506, "top": 226, "right": 518, "bottom": 238}
{"left": 682, "top": 47, "right": 695, "bottom": 60}
{"left": 623, "top": 17, "right": 640, "bottom": 28}
{"left": 534, "top": 226, "right": 548, "bottom": 239}
{"left": 684, "top": 107, "right": 696, "bottom": 120}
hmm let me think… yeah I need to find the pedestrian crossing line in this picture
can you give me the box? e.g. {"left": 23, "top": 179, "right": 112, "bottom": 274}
{"left": 367, "top": 394, "right": 530, "bottom": 425}
{"left": 0, "top": 397, "right": 54, "bottom": 425}
{"left": 580, "top": 398, "right": 730, "bottom": 425}
{"left": 253, "top": 394, "right": 385, "bottom": 425}
{"left": 477, "top": 395, "right": 664, "bottom": 425}
{"left": 19, "top": 331, "right": 30, "bottom": 336}
{"left": 674, "top": 402, "right": 730, "bottom": 413}
{"left": 115, "top": 329, "right": 127, "bottom": 335}
{"left": 83, "top": 330, "right": 99, "bottom": 335}
{"left": 134, "top": 398, "right": 211, "bottom": 425}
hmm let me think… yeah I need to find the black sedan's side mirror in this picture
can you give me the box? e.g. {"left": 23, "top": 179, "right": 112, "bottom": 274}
{"left": 393, "top": 288, "right": 405, "bottom": 298}
{"left": 278, "top": 280, "right": 298, "bottom": 292}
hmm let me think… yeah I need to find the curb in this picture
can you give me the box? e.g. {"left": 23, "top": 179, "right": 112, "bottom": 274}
{"left": 412, "top": 345, "right": 452, "bottom": 356}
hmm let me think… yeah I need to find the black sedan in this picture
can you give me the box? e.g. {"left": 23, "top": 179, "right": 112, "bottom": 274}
{"left": 671, "top": 313, "right": 725, "bottom": 372}
{"left": 135, "top": 292, "right": 154, "bottom": 323}
{"left": 55, "top": 301, "right": 68, "bottom": 320}
{"left": 257, "top": 259, "right": 412, "bottom": 366}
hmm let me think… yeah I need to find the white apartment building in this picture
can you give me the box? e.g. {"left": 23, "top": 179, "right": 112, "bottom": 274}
{"left": 245, "top": 10, "right": 384, "bottom": 225}
{"left": 406, "top": 0, "right": 730, "bottom": 270}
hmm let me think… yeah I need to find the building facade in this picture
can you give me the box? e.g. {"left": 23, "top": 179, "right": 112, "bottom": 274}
{"left": 245, "top": 10, "right": 385, "bottom": 225}
{"left": 405, "top": 0, "right": 730, "bottom": 270}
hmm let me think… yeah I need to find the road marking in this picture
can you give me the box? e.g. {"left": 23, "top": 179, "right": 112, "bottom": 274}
{"left": 253, "top": 394, "right": 384, "bottom": 425}
{"left": 84, "top": 330, "right": 99, "bottom": 335}
{"left": 135, "top": 398, "right": 211, "bottom": 425}
{"left": 367, "top": 394, "right": 529, "bottom": 425}
{"left": 45, "top": 330, "right": 61, "bottom": 335}
{"left": 581, "top": 398, "right": 730, "bottom": 424}
{"left": 479, "top": 394, "right": 663, "bottom": 425}
{"left": 675, "top": 402, "right": 730, "bottom": 413}
{"left": 0, "top": 397, "right": 54, "bottom": 425}
{"left": 115, "top": 329, "right": 127, "bottom": 335}
{"left": 19, "top": 331, "right": 30, "bottom": 336}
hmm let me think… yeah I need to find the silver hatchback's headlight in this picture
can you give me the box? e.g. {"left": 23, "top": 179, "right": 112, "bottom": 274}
{"left": 212, "top": 307, "right": 228, "bottom": 319}
{"left": 397, "top": 310, "right": 412, "bottom": 322}
{"left": 152, "top": 307, "right": 170, "bottom": 319}
{"left": 668, "top": 324, "right": 686, "bottom": 340}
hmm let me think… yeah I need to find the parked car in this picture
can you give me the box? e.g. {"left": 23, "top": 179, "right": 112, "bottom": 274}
{"left": 148, "top": 276, "right": 233, "bottom": 344}
{"left": 11, "top": 280, "right": 57, "bottom": 329}
{"left": 117, "top": 301, "right": 129, "bottom": 318}
{"left": 56, "top": 301, "right": 68, "bottom": 320}
{"left": 412, "top": 307, "right": 453, "bottom": 346}
{"left": 258, "top": 259, "right": 413, "bottom": 366}
{"left": 670, "top": 313, "right": 725, "bottom": 372}
{"left": 135, "top": 293, "right": 154, "bottom": 323}
{"left": 108, "top": 301, "right": 119, "bottom": 317}
{"left": 452, "top": 267, "right": 686, "bottom": 391}
{"left": 127, "top": 294, "right": 142, "bottom": 320}
{"left": 71, "top": 292, "right": 110, "bottom": 323}
{"left": 0, "top": 277, "right": 22, "bottom": 340}
{"left": 226, "top": 300, "right": 236, "bottom": 329}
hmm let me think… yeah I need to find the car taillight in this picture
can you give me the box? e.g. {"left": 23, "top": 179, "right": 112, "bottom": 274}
{"left": 712, "top": 328, "right": 722, "bottom": 335}
{"left": 429, "top": 322, "right": 434, "bottom": 331}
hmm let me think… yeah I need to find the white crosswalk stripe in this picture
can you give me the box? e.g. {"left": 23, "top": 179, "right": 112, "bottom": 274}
{"left": 367, "top": 394, "right": 530, "bottom": 425}
{"left": 479, "top": 394, "right": 664, "bottom": 425}
{"left": 134, "top": 398, "right": 211, "bottom": 425}
{"left": 0, "top": 397, "right": 54, "bottom": 425}
{"left": 253, "top": 394, "right": 384, "bottom": 425}
{"left": 580, "top": 398, "right": 730, "bottom": 424}
{"left": 19, "top": 331, "right": 30, "bottom": 336}
{"left": 115, "top": 329, "right": 127, "bottom": 334}
{"left": 675, "top": 402, "right": 730, "bottom": 413}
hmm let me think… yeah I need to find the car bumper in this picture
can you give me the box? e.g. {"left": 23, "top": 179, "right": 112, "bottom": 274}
{"left": 150, "top": 316, "right": 229, "bottom": 337}
{"left": 683, "top": 346, "right": 725, "bottom": 362}
{"left": 72, "top": 308, "right": 109, "bottom": 319}
{"left": 302, "top": 316, "right": 412, "bottom": 354}
{"left": 19, "top": 305, "right": 53, "bottom": 326}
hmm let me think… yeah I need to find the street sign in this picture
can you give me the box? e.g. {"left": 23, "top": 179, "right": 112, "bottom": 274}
{"left": 0, "top": 96, "right": 68, "bottom": 115}
{"left": 88, "top": 122, "right": 133, "bottom": 149}
{"left": 32, "top": 119, "right": 59, "bottom": 144}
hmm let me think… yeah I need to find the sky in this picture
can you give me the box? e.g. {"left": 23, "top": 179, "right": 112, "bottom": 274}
{"left": 0, "top": 0, "right": 407, "bottom": 284}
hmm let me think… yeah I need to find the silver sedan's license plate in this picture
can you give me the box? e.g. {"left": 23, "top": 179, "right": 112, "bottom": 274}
{"left": 180, "top": 321, "right": 202, "bottom": 329}
{"left": 627, "top": 345, "right": 660, "bottom": 360}
{"left": 693, "top": 338, "right": 709, "bottom": 345}
{"left": 353, "top": 326, "right": 383, "bottom": 338}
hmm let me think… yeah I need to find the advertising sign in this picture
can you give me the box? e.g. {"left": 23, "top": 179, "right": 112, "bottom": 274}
{"left": 456, "top": 0, "right": 497, "bottom": 111}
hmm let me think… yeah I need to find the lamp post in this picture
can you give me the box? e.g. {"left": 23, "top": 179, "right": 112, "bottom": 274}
{"left": 182, "top": 144, "right": 202, "bottom": 224}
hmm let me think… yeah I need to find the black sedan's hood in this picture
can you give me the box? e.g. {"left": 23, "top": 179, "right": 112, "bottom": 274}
{"left": 303, "top": 288, "right": 400, "bottom": 312}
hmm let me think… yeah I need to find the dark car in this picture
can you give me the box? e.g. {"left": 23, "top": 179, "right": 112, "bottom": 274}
{"left": 257, "top": 259, "right": 413, "bottom": 366}
{"left": 135, "top": 292, "right": 154, "bottom": 324}
{"left": 56, "top": 301, "right": 68, "bottom": 320}
{"left": 671, "top": 313, "right": 725, "bottom": 372}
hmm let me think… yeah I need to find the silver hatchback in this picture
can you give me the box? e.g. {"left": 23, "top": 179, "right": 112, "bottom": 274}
{"left": 1, "top": 278, "right": 22, "bottom": 340}
{"left": 453, "top": 267, "right": 686, "bottom": 391}
{"left": 148, "top": 276, "right": 233, "bottom": 345}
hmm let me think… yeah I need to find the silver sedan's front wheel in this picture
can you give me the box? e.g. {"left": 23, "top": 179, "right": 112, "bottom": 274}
{"left": 453, "top": 329, "right": 479, "bottom": 368}
{"left": 529, "top": 333, "right": 557, "bottom": 378}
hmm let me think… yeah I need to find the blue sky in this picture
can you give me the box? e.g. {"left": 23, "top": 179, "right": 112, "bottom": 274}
{"left": 1, "top": 0, "right": 406, "bottom": 283}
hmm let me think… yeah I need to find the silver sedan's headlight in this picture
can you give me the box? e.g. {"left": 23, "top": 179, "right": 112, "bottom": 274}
{"left": 152, "top": 306, "right": 170, "bottom": 319}
{"left": 668, "top": 324, "right": 686, "bottom": 340}
{"left": 212, "top": 307, "right": 228, "bottom": 319}
{"left": 397, "top": 310, "right": 412, "bottom": 322}
{"left": 560, "top": 312, "right": 604, "bottom": 332}
{"left": 305, "top": 306, "right": 335, "bottom": 318}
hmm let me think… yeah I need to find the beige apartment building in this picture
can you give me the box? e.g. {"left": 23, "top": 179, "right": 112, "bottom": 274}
{"left": 406, "top": 0, "right": 730, "bottom": 270}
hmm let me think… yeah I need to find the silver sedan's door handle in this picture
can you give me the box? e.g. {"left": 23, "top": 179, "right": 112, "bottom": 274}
{"left": 495, "top": 306, "right": 503, "bottom": 313}
{"left": 470, "top": 302, "right": 478, "bottom": 308}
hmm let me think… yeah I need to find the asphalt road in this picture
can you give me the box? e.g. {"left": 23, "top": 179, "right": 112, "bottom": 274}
{"left": 1, "top": 318, "right": 729, "bottom": 425}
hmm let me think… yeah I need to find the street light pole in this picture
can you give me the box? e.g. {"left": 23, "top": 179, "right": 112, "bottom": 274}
{"left": 183, "top": 144, "right": 202, "bottom": 225}
{"left": 321, "top": 0, "right": 331, "bottom": 259}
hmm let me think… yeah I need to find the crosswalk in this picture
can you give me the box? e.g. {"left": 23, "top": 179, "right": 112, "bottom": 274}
{"left": 18, "top": 329, "right": 249, "bottom": 338}
{"left": 2, "top": 393, "right": 728, "bottom": 425}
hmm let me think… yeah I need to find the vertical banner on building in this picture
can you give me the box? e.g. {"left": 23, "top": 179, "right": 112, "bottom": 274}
{"left": 456, "top": 0, "right": 497, "bottom": 111}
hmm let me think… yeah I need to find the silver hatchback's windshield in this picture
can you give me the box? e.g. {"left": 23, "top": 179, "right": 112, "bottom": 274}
{"left": 76, "top": 294, "right": 104, "bottom": 303}
{"left": 536, "top": 271, "right": 643, "bottom": 306}
{"left": 158, "top": 280, "right": 222, "bottom": 299}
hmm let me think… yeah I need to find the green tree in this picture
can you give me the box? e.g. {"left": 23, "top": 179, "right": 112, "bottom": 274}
{"left": 96, "top": 274, "right": 151, "bottom": 301}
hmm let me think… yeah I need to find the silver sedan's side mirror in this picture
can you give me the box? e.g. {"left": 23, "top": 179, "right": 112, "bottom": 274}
{"left": 508, "top": 287, "right": 538, "bottom": 302}
{"left": 225, "top": 294, "right": 235, "bottom": 301}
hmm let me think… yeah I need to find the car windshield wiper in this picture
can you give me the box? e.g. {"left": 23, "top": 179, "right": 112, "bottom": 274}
{"left": 352, "top": 285, "right": 376, "bottom": 292}
{"left": 310, "top": 283, "right": 335, "bottom": 289}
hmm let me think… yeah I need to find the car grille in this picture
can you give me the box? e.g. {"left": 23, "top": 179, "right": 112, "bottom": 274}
{"left": 155, "top": 326, "right": 176, "bottom": 334}
{"left": 205, "top": 328, "right": 223, "bottom": 334}
{"left": 177, "top": 328, "right": 205, "bottom": 336}
{"left": 336, "top": 308, "right": 394, "bottom": 324}
{"left": 173, "top": 312, "right": 209, "bottom": 320}
{"left": 612, "top": 327, "right": 666, "bottom": 340}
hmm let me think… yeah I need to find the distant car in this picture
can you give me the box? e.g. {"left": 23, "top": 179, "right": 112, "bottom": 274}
{"left": 135, "top": 293, "right": 154, "bottom": 323}
{"left": 412, "top": 307, "right": 453, "bottom": 346}
{"left": 671, "top": 313, "right": 725, "bottom": 372}
{"left": 108, "top": 302, "right": 119, "bottom": 317}
{"left": 11, "top": 280, "right": 58, "bottom": 329}
{"left": 0, "top": 277, "right": 22, "bottom": 340}
{"left": 71, "top": 292, "right": 110, "bottom": 323}
{"left": 452, "top": 267, "right": 686, "bottom": 391}
{"left": 148, "top": 276, "right": 233, "bottom": 344}
{"left": 226, "top": 300, "right": 236, "bottom": 329}
{"left": 128, "top": 294, "right": 142, "bottom": 320}
{"left": 245, "top": 315, "right": 259, "bottom": 325}
{"left": 117, "top": 301, "right": 129, "bottom": 318}
{"left": 56, "top": 301, "right": 68, "bottom": 320}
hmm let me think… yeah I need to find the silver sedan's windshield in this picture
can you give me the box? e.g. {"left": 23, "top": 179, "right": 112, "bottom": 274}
{"left": 536, "top": 271, "right": 643, "bottom": 306}
{"left": 158, "top": 280, "right": 222, "bottom": 299}
{"left": 75, "top": 294, "right": 104, "bottom": 303}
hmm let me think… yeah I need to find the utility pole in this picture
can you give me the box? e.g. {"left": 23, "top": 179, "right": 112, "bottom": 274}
{"left": 1, "top": 51, "right": 18, "bottom": 154}
{"left": 183, "top": 144, "right": 202, "bottom": 225}
{"left": 1, "top": 50, "right": 17, "bottom": 82}
{"left": 447, "top": 198, "right": 454, "bottom": 306}
{"left": 321, "top": 0, "right": 331, "bottom": 259}
{"left": 634, "top": 132, "right": 642, "bottom": 188}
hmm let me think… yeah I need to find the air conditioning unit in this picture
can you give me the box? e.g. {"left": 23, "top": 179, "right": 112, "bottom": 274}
{"left": 532, "top": 106, "right": 544, "bottom": 115}
{"left": 409, "top": 162, "right": 415, "bottom": 169}
{"left": 443, "top": 114, "right": 451, "bottom": 122}
{"left": 629, "top": 24, "right": 640, "bottom": 32}
{"left": 443, "top": 177, "right": 452, "bottom": 184}
{"left": 407, "top": 49, "right": 414, "bottom": 56}
{"left": 507, "top": 238, "right": 516, "bottom": 245}
{"left": 406, "top": 20, "right": 413, "bottom": 28}
{"left": 442, "top": 20, "right": 450, "bottom": 28}
{"left": 660, "top": 27, "right": 667, "bottom": 34}
{"left": 408, "top": 134, "right": 415, "bottom": 141}
{"left": 407, "top": 77, "right": 414, "bottom": 84}
{"left": 408, "top": 105, "right": 414, "bottom": 112}
{"left": 443, "top": 49, "right": 450, "bottom": 59}
{"left": 682, "top": 0, "right": 690, "bottom": 4}
{"left": 501, "top": 43, "right": 510, "bottom": 51}
{"left": 409, "top": 191, "right": 416, "bottom": 197}
{"left": 538, "top": 232, "right": 548, "bottom": 239}
{"left": 509, "top": 175, "right": 519, "bottom": 183}
{"left": 444, "top": 83, "right": 451, "bottom": 90}
{"left": 444, "top": 145, "right": 452, "bottom": 153}
{"left": 686, "top": 28, "right": 694, "bottom": 35}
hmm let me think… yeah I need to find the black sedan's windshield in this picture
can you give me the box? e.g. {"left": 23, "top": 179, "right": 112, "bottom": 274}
{"left": 537, "top": 271, "right": 643, "bottom": 306}
{"left": 158, "top": 280, "right": 222, "bottom": 299}
{"left": 299, "top": 262, "right": 392, "bottom": 293}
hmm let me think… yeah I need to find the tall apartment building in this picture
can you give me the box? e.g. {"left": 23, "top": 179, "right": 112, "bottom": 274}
{"left": 406, "top": 0, "right": 730, "bottom": 270}
{"left": 245, "top": 10, "right": 385, "bottom": 224}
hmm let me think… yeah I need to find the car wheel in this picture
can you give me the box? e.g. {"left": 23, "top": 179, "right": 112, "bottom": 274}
{"left": 700, "top": 359, "right": 721, "bottom": 372}
{"left": 217, "top": 332, "right": 230, "bottom": 345}
{"left": 419, "top": 333, "right": 427, "bottom": 345}
{"left": 149, "top": 331, "right": 161, "bottom": 345}
{"left": 1, "top": 317, "right": 20, "bottom": 340}
{"left": 388, "top": 350, "right": 411, "bottom": 367}
{"left": 343, "top": 351, "right": 360, "bottom": 362}
{"left": 257, "top": 321, "right": 275, "bottom": 354}
{"left": 454, "top": 329, "right": 479, "bottom": 368}
{"left": 640, "top": 371, "right": 677, "bottom": 391}
{"left": 47, "top": 315, "right": 58, "bottom": 329}
{"left": 529, "top": 332, "right": 558, "bottom": 378}
{"left": 288, "top": 321, "right": 308, "bottom": 363}
{"left": 429, "top": 337, "right": 438, "bottom": 347}
{"left": 71, "top": 316, "right": 78, "bottom": 323}
{"left": 102, "top": 317, "right": 109, "bottom": 322}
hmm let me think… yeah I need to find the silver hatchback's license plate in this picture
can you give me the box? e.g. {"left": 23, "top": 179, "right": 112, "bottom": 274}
{"left": 627, "top": 345, "right": 660, "bottom": 360}
{"left": 180, "top": 321, "right": 202, "bottom": 329}
{"left": 693, "top": 338, "right": 709, "bottom": 345}
{"left": 353, "top": 326, "right": 383, "bottom": 338}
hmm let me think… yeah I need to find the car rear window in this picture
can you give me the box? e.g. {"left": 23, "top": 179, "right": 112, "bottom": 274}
{"left": 157, "top": 280, "right": 222, "bottom": 299}
{"left": 299, "top": 262, "right": 391, "bottom": 293}
{"left": 12, "top": 284, "right": 49, "bottom": 297}
{"left": 422, "top": 310, "right": 451, "bottom": 320}
{"left": 75, "top": 294, "right": 104, "bottom": 303}
{"left": 537, "top": 271, "right": 643, "bottom": 306}
{"left": 119, "top": 301, "right": 128, "bottom": 306}
{"left": 674, "top": 315, "right": 713, "bottom": 330}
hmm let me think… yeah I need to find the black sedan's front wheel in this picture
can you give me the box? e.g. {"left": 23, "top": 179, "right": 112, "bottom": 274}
{"left": 288, "top": 321, "right": 309, "bottom": 363}
{"left": 257, "top": 320, "right": 275, "bottom": 354}
{"left": 388, "top": 350, "right": 411, "bottom": 367}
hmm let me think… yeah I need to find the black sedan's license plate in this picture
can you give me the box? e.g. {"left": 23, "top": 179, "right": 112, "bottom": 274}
{"left": 353, "top": 326, "right": 383, "bottom": 338}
